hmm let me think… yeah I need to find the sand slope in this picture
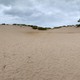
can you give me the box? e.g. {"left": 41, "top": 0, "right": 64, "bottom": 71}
{"left": 0, "top": 25, "right": 80, "bottom": 80}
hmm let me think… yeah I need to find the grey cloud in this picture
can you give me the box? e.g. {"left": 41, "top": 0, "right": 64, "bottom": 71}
{"left": 4, "top": 7, "right": 43, "bottom": 17}
{"left": 0, "top": 0, "right": 16, "bottom": 6}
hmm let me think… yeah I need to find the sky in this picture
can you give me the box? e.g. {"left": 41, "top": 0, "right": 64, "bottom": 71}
{"left": 0, "top": 0, "right": 80, "bottom": 27}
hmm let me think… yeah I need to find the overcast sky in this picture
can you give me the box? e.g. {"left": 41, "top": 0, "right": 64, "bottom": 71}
{"left": 0, "top": 0, "right": 80, "bottom": 27}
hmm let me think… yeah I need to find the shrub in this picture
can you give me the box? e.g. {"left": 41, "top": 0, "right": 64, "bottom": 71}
{"left": 76, "top": 24, "right": 80, "bottom": 27}
{"left": 6, "top": 24, "right": 9, "bottom": 25}
{"left": 13, "top": 23, "right": 17, "bottom": 25}
{"left": 47, "top": 27, "right": 51, "bottom": 29}
{"left": 67, "top": 25, "right": 71, "bottom": 27}
{"left": 27, "top": 25, "right": 33, "bottom": 27}
{"left": 38, "top": 27, "right": 47, "bottom": 30}
{"left": 20, "top": 24, "right": 27, "bottom": 26}
{"left": 2, "top": 23, "right": 5, "bottom": 25}
{"left": 16, "top": 24, "right": 21, "bottom": 26}
{"left": 32, "top": 26, "right": 38, "bottom": 29}
{"left": 62, "top": 25, "right": 66, "bottom": 27}
{"left": 53, "top": 27, "right": 61, "bottom": 29}
{"left": 27, "top": 25, "right": 30, "bottom": 26}
{"left": 78, "top": 19, "right": 80, "bottom": 22}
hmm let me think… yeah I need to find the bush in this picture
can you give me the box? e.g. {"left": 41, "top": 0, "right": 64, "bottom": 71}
{"left": 2, "top": 23, "right": 5, "bottom": 25}
{"left": 6, "top": 24, "right": 9, "bottom": 25}
{"left": 38, "top": 27, "right": 47, "bottom": 30}
{"left": 60, "top": 25, "right": 66, "bottom": 27}
{"left": 76, "top": 24, "right": 80, "bottom": 27}
{"left": 32, "top": 26, "right": 38, "bottom": 29}
{"left": 13, "top": 23, "right": 17, "bottom": 25}
{"left": 78, "top": 19, "right": 80, "bottom": 22}
{"left": 53, "top": 27, "right": 61, "bottom": 29}
{"left": 28, "top": 25, "right": 34, "bottom": 27}
{"left": 16, "top": 24, "right": 21, "bottom": 26}
{"left": 47, "top": 27, "right": 51, "bottom": 29}
{"left": 20, "top": 24, "right": 27, "bottom": 26}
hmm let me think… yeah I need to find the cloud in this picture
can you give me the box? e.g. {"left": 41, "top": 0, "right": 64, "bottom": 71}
{"left": 0, "top": 0, "right": 80, "bottom": 27}
{"left": 0, "top": 0, "right": 16, "bottom": 6}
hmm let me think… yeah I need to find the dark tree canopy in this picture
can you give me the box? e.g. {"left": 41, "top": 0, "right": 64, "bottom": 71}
{"left": 78, "top": 19, "right": 80, "bottom": 22}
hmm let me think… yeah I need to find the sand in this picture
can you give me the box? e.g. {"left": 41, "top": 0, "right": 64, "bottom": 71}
{"left": 0, "top": 25, "right": 80, "bottom": 80}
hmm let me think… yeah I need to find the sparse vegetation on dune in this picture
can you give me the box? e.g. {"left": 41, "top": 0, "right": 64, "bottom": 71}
{"left": 76, "top": 24, "right": 80, "bottom": 27}
{"left": 0, "top": 23, "right": 10, "bottom": 25}
{"left": 53, "top": 27, "right": 61, "bottom": 29}
{"left": 2, "top": 23, "right": 6, "bottom": 25}
{"left": 38, "top": 27, "right": 47, "bottom": 30}
{"left": 77, "top": 19, "right": 80, "bottom": 27}
{"left": 27, "top": 25, "right": 36, "bottom": 27}
{"left": 47, "top": 27, "right": 51, "bottom": 29}
{"left": 32, "top": 26, "right": 52, "bottom": 30}
{"left": 12, "top": 23, "right": 27, "bottom": 26}
{"left": 32, "top": 26, "right": 38, "bottom": 29}
{"left": 30, "top": 25, "right": 51, "bottom": 30}
{"left": 62, "top": 25, "right": 66, "bottom": 27}
{"left": 12, "top": 23, "right": 49, "bottom": 30}
{"left": 13, "top": 23, "right": 17, "bottom": 25}
{"left": 20, "top": 24, "right": 27, "bottom": 26}
{"left": 2, "top": 20, "right": 80, "bottom": 30}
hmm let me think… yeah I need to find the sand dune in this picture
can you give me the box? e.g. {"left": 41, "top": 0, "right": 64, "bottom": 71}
{"left": 0, "top": 25, "right": 80, "bottom": 80}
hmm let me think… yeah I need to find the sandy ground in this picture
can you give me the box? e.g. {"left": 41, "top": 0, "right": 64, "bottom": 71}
{"left": 0, "top": 25, "right": 80, "bottom": 80}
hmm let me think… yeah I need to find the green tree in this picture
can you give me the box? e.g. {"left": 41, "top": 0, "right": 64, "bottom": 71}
{"left": 78, "top": 19, "right": 80, "bottom": 22}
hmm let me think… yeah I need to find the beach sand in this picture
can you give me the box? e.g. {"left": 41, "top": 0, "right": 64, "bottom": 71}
{"left": 0, "top": 25, "right": 80, "bottom": 80}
